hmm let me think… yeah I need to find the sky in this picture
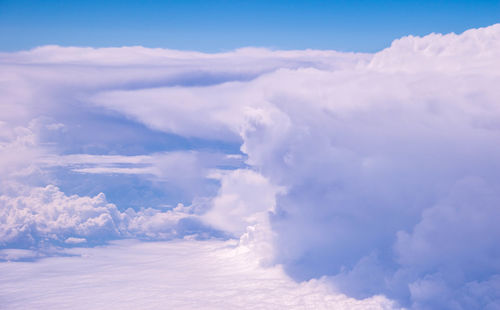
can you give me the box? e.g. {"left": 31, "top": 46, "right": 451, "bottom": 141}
{"left": 1, "top": 1, "right": 500, "bottom": 310}
{"left": 1, "top": 0, "right": 499, "bottom": 52}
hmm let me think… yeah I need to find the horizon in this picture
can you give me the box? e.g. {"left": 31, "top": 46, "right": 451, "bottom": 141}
{"left": 1, "top": 0, "right": 499, "bottom": 53}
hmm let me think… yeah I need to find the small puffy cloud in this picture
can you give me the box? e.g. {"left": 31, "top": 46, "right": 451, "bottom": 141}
{"left": 64, "top": 237, "right": 86, "bottom": 244}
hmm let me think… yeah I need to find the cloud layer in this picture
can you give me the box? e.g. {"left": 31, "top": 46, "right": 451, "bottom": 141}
{"left": 1, "top": 24, "right": 500, "bottom": 309}
{"left": 0, "top": 239, "right": 396, "bottom": 310}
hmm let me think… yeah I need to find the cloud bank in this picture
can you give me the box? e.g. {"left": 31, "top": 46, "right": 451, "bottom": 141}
{"left": 0, "top": 239, "right": 396, "bottom": 310}
{"left": 1, "top": 24, "right": 500, "bottom": 309}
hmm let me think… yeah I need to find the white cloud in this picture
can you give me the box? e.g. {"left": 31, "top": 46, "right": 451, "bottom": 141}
{"left": 0, "top": 23, "right": 499, "bottom": 309}
{"left": 0, "top": 239, "right": 397, "bottom": 310}
{"left": 64, "top": 237, "right": 86, "bottom": 244}
{"left": 369, "top": 24, "right": 500, "bottom": 73}
{"left": 0, "top": 45, "right": 370, "bottom": 68}
{"left": 202, "top": 169, "right": 282, "bottom": 236}
{"left": 0, "top": 122, "right": 42, "bottom": 178}
{"left": 0, "top": 185, "right": 197, "bottom": 247}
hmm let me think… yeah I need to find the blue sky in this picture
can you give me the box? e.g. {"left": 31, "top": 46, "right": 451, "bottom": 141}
{"left": 1, "top": 0, "right": 499, "bottom": 52}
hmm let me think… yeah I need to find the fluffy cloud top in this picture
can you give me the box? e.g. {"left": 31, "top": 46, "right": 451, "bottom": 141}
{"left": 1, "top": 24, "right": 500, "bottom": 309}
{"left": 369, "top": 23, "right": 500, "bottom": 73}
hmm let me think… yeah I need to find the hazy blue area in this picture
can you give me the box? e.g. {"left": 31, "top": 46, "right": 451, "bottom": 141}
{"left": 1, "top": 0, "right": 499, "bottom": 52}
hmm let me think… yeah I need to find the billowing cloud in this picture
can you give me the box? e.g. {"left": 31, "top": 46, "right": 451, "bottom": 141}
{"left": 0, "top": 185, "right": 205, "bottom": 248}
{"left": 202, "top": 169, "right": 282, "bottom": 236}
{"left": 1, "top": 24, "right": 500, "bottom": 309}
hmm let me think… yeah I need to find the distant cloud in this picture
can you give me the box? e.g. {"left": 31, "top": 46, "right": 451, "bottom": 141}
{"left": 0, "top": 185, "right": 200, "bottom": 248}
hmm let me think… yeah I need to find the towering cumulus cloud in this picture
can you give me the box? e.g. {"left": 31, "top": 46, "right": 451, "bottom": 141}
{"left": 1, "top": 24, "right": 500, "bottom": 309}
